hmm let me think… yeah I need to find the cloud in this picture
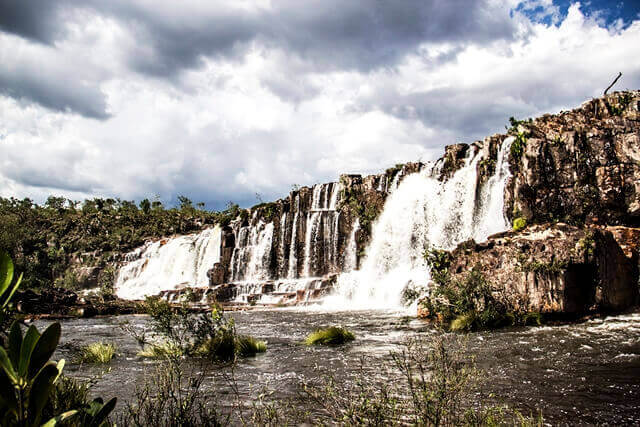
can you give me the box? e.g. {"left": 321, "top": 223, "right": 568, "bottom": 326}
{"left": 0, "top": 1, "right": 639, "bottom": 210}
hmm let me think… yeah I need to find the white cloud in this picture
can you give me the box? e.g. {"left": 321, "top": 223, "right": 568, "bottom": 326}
{"left": 0, "top": 1, "right": 639, "bottom": 209}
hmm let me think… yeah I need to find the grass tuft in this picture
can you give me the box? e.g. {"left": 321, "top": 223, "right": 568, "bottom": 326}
{"left": 138, "top": 341, "right": 183, "bottom": 359}
{"left": 450, "top": 312, "right": 476, "bottom": 332}
{"left": 236, "top": 335, "right": 267, "bottom": 357}
{"left": 305, "top": 326, "right": 355, "bottom": 346}
{"left": 79, "top": 342, "right": 116, "bottom": 364}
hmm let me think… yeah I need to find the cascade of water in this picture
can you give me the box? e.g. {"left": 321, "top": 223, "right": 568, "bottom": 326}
{"left": 288, "top": 195, "right": 300, "bottom": 279}
{"left": 278, "top": 212, "right": 287, "bottom": 277}
{"left": 325, "top": 138, "right": 513, "bottom": 310}
{"left": 114, "top": 226, "right": 222, "bottom": 300}
{"left": 343, "top": 218, "right": 359, "bottom": 272}
{"left": 230, "top": 221, "right": 274, "bottom": 282}
{"left": 473, "top": 136, "right": 514, "bottom": 239}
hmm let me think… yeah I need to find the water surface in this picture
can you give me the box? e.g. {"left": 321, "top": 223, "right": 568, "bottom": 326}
{"left": 38, "top": 309, "right": 640, "bottom": 424}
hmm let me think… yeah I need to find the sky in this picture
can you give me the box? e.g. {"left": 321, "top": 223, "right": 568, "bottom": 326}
{"left": 1, "top": 0, "right": 639, "bottom": 210}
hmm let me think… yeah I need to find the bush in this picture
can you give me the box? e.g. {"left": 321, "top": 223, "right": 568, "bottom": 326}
{"left": 235, "top": 335, "right": 267, "bottom": 357}
{"left": 305, "top": 326, "right": 355, "bottom": 346}
{"left": 119, "top": 362, "right": 227, "bottom": 426}
{"left": 513, "top": 217, "right": 527, "bottom": 232}
{"left": 79, "top": 342, "right": 116, "bottom": 364}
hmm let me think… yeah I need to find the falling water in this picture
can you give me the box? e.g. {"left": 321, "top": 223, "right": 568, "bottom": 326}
{"left": 325, "top": 138, "right": 514, "bottom": 309}
{"left": 343, "top": 218, "right": 359, "bottom": 272}
{"left": 114, "top": 226, "right": 222, "bottom": 300}
{"left": 230, "top": 221, "right": 274, "bottom": 282}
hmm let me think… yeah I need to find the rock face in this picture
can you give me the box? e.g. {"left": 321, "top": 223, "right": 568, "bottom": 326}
{"left": 423, "top": 224, "right": 638, "bottom": 317}
{"left": 504, "top": 91, "right": 640, "bottom": 227}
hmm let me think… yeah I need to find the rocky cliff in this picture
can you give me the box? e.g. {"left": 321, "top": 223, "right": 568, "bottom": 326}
{"left": 419, "top": 91, "right": 640, "bottom": 323}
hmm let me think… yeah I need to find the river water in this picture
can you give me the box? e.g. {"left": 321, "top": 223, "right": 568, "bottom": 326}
{"left": 37, "top": 309, "right": 640, "bottom": 425}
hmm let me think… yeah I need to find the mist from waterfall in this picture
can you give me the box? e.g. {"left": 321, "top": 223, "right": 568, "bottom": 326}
{"left": 114, "top": 226, "right": 222, "bottom": 300}
{"left": 324, "top": 137, "right": 514, "bottom": 310}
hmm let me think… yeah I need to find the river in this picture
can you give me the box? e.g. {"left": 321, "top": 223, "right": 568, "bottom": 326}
{"left": 37, "top": 308, "right": 640, "bottom": 425}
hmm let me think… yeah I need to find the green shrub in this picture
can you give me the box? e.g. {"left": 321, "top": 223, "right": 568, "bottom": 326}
{"left": 512, "top": 217, "right": 527, "bottom": 232}
{"left": 79, "top": 342, "right": 116, "bottom": 364}
{"left": 424, "top": 248, "right": 451, "bottom": 285}
{"left": 305, "top": 326, "right": 355, "bottom": 346}
{"left": 235, "top": 336, "right": 267, "bottom": 357}
{"left": 450, "top": 312, "right": 476, "bottom": 332}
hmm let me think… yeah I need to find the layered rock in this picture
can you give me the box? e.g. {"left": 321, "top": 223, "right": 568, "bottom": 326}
{"left": 419, "top": 224, "right": 638, "bottom": 319}
{"left": 504, "top": 91, "right": 640, "bottom": 226}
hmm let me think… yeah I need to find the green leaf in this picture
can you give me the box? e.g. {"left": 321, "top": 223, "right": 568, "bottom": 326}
{"left": 0, "top": 368, "right": 18, "bottom": 413}
{"left": 8, "top": 321, "right": 23, "bottom": 368}
{"left": 28, "top": 322, "right": 60, "bottom": 380}
{"left": 0, "top": 346, "right": 17, "bottom": 382}
{"left": 1, "top": 272, "right": 22, "bottom": 308}
{"left": 18, "top": 325, "right": 41, "bottom": 378}
{"left": 27, "top": 362, "right": 58, "bottom": 426}
{"left": 41, "top": 410, "right": 79, "bottom": 427}
{"left": 0, "top": 250, "right": 14, "bottom": 296}
{"left": 88, "top": 397, "right": 117, "bottom": 427}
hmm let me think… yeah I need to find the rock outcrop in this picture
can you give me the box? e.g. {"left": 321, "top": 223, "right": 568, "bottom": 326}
{"left": 504, "top": 91, "right": 640, "bottom": 227}
{"left": 418, "top": 224, "right": 638, "bottom": 319}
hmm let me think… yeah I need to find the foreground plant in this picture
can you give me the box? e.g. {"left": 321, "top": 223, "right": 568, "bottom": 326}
{"left": 79, "top": 342, "right": 116, "bottom": 364}
{"left": 302, "top": 335, "right": 542, "bottom": 426}
{"left": 119, "top": 362, "right": 227, "bottom": 426}
{"left": 0, "top": 251, "right": 22, "bottom": 334}
{"left": 305, "top": 326, "right": 355, "bottom": 346}
{"left": 0, "top": 321, "right": 77, "bottom": 426}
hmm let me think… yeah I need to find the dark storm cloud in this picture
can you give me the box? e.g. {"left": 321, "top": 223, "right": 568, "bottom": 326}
{"left": 0, "top": 69, "right": 109, "bottom": 119}
{"left": 1, "top": 0, "right": 520, "bottom": 76}
{"left": 0, "top": 0, "right": 62, "bottom": 43}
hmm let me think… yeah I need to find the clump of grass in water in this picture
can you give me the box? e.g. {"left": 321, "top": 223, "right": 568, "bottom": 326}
{"left": 138, "top": 341, "right": 183, "bottom": 359}
{"left": 236, "top": 335, "right": 267, "bottom": 356}
{"left": 305, "top": 326, "right": 355, "bottom": 346}
{"left": 79, "top": 342, "right": 117, "bottom": 364}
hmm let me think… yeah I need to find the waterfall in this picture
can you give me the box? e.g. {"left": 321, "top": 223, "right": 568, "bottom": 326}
{"left": 343, "top": 218, "right": 359, "bottom": 272}
{"left": 288, "top": 195, "right": 299, "bottom": 279}
{"left": 325, "top": 138, "right": 514, "bottom": 309}
{"left": 230, "top": 221, "right": 274, "bottom": 282}
{"left": 114, "top": 226, "right": 222, "bottom": 300}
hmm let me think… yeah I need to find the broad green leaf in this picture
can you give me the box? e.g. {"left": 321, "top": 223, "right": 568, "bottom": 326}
{"left": 18, "top": 325, "right": 41, "bottom": 378}
{"left": 0, "top": 251, "right": 14, "bottom": 295}
{"left": 0, "top": 347, "right": 17, "bottom": 382}
{"left": 53, "top": 359, "right": 65, "bottom": 384}
{"left": 28, "top": 322, "right": 60, "bottom": 380}
{"left": 0, "top": 368, "right": 18, "bottom": 412}
{"left": 41, "top": 410, "right": 79, "bottom": 427}
{"left": 1, "top": 272, "right": 22, "bottom": 308}
{"left": 8, "top": 321, "right": 22, "bottom": 368}
{"left": 27, "top": 362, "right": 58, "bottom": 426}
{"left": 88, "top": 397, "right": 117, "bottom": 427}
